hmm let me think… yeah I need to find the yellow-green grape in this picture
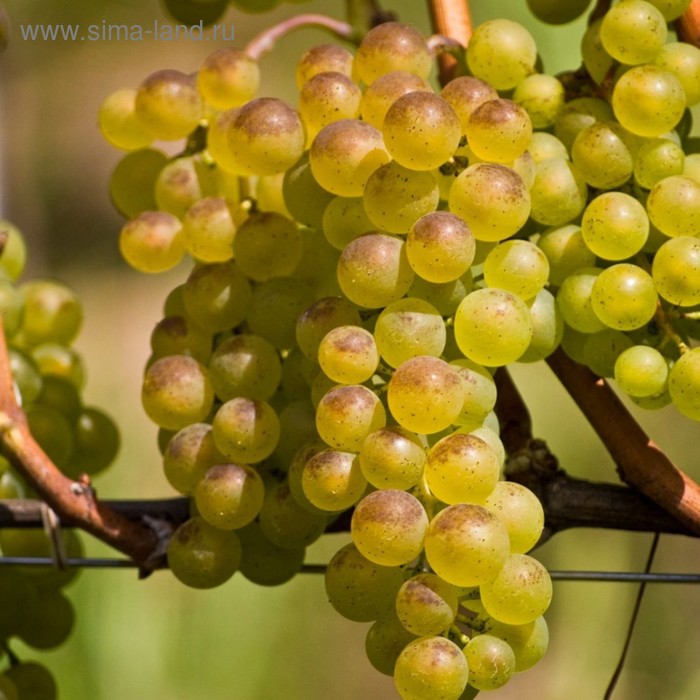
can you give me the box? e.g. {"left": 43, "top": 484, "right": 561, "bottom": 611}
{"left": 248, "top": 278, "right": 315, "bottom": 350}
{"left": 448, "top": 163, "right": 530, "bottom": 242}
{"left": 426, "top": 432, "right": 501, "bottom": 505}
{"left": 612, "top": 65, "right": 686, "bottom": 137}
{"left": 182, "top": 196, "right": 236, "bottom": 263}
{"left": 396, "top": 573, "right": 459, "bottom": 636}
{"left": 590, "top": 263, "right": 657, "bottom": 331}
{"left": 634, "top": 138, "right": 685, "bottom": 189}
{"left": 26, "top": 404, "right": 74, "bottom": 468}
{"left": 68, "top": 406, "right": 121, "bottom": 478}
{"left": 450, "top": 358, "right": 497, "bottom": 426}
{"left": 351, "top": 489, "right": 428, "bottom": 566}
{"left": 600, "top": 0, "right": 667, "bottom": 65}
{"left": 282, "top": 153, "right": 335, "bottom": 230}
{"left": 337, "top": 233, "right": 414, "bottom": 308}
{"left": 296, "top": 296, "right": 361, "bottom": 360}
{"left": 652, "top": 236, "right": 700, "bottom": 306}
{"left": 359, "top": 425, "right": 426, "bottom": 490}
{"left": 388, "top": 356, "right": 464, "bottom": 434}
{"left": 321, "top": 196, "right": 375, "bottom": 250}
{"left": 395, "top": 636, "right": 468, "bottom": 700}
{"left": 155, "top": 156, "right": 209, "bottom": 218}
{"left": 571, "top": 121, "right": 634, "bottom": 190}
{"left": 614, "top": 345, "right": 669, "bottom": 397}
{"left": 655, "top": 42, "right": 700, "bottom": 106}
{"left": 581, "top": 18, "right": 614, "bottom": 85}
{"left": 409, "top": 274, "right": 473, "bottom": 317}
{"left": 354, "top": 22, "right": 431, "bottom": 85}
{"left": 233, "top": 212, "right": 303, "bottom": 281}
{"left": 454, "top": 288, "right": 533, "bottom": 366}
{"left": 480, "top": 553, "right": 552, "bottom": 625}
{"left": 537, "top": 224, "right": 597, "bottom": 286}
{"left": 0, "top": 278, "right": 23, "bottom": 337}
{"left": 295, "top": 43, "right": 354, "bottom": 90}
{"left": 142, "top": 355, "right": 214, "bottom": 430}
{"left": 316, "top": 384, "right": 386, "bottom": 451}
{"left": 318, "top": 325, "right": 379, "bottom": 384}
{"left": 286, "top": 439, "right": 329, "bottom": 513}
{"left": 520, "top": 288, "right": 564, "bottom": 363}
{"left": 109, "top": 148, "right": 166, "bottom": 218}
{"left": 647, "top": 175, "right": 700, "bottom": 237}
{"left": 363, "top": 161, "right": 439, "bottom": 233}
{"left": 382, "top": 92, "right": 461, "bottom": 171}
{"left": 98, "top": 88, "right": 153, "bottom": 150}
{"left": 441, "top": 75, "right": 498, "bottom": 135}
{"left": 197, "top": 48, "right": 259, "bottom": 110}
{"left": 366, "top": 608, "right": 420, "bottom": 676}
{"left": 206, "top": 109, "right": 242, "bottom": 174}
{"left": 119, "top": 211, "right": 185, "bottom": 274}
{"left": 466, "top": 98, "right": 532, "bottom": 163}
{"left": 669, "top": 347, "right": 700, "bottom": 419}
{"left": 258, "top": 480, "right": 327, "bottom": 549}
{"left": 487, "top": 617, "right": 549, "bottom": 672}
{"left": 467, "top": 19, "right": 537, "bottom": 90}
{"left": 483, "top": 240, "right": 549, "bottom": 300}
{"left": 483, "top": 481, "right": 544, "bottom": 553}
{"left": 584, "top": 327, "right": 634, "bottom": 378}
{"left": 425, "top": 504, "right": 510, "bottom": 587}
{"left": 529, "top": 157, "right": 588, "bottom": 227}
{"left": 4, "top": 663, "right": 55, "bottom": 700}
{"left": 406, "top": 211, "right": 475, "bottom": 284}
{"left": 528, "top": 133, "right": 568, "bottom": 164}
{"left": 0, "top": 220, "right": 27, "bottom": 281}
{"left": 212, "top": 397, "right": 280, "bottom": 463}
{"left": 150, "top": 315, "right": 212, "bottom": 364}
{"left": 194, "top": 463, "right": 265, "bottom": 530}
{"left": 526, "top": 0, "right": 592, "bottom": 23}
{"left": 361, "top": 71, "right": 433, "bottom": 129}
{"left": 554, "top": 96, "right": 614, "bottom": 151}
{"left": 30, "top": 343, "right": 85, "bottom": 389}
{"left": 183, "top": 261, "right": 252, "bottom": 333}
{"left": 17, "top": 279, "right": 82, "bottom": 347}
{"left": 163, "top": 423, "right": 224, "bottom": 494}
{"left": 375, "top": 298, "right": 446, "bottom": 369}
{"left": 464, "top": 634, "right": 515, "bottom": 691}
{"left": 298, "top": 71, "right": 362, "bottom": 141}
{"left": 512, "top": 73, "right": 565, "bottom": 129}
{"left": 208, "top": 334, "right": 281, "bottom": 401}
{"left": 237, "top": 521, "right": 305, "bottom": 587}
{"left": 227, "top": 98, "right": 305, "bottom": 176}
{"left": 301, "top": 448, "right": 367, "bottom": 511}
{"left": 581, "top": 191, "right": 649, "bottom": 260}
{"left": 167, "top": 516, "right": 242, "bottom": 589}
{"left": 134, "top": 69, "right": 203, "bottom": 140}
{"left": 325, "top": 542, "right": 404, "bottom": 622}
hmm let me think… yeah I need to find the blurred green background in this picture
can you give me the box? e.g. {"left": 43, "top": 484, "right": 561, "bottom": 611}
{"left": 1, "top": 0, "right": 700, "bottom": 698}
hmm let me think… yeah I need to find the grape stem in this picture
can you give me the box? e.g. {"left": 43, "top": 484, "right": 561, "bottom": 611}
{"left": 428, "top": 0, "right": 472, "bottom": 85}
{"left": 677, "top": 0, "right": 700, "bottom": 47}
{"left": 244, "top": 14, "right": 357, "bottom": 61}
{"left": 0, "top": 319, "right": 168, "bottom": 573}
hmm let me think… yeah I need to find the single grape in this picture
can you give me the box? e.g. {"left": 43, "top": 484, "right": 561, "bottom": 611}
{"left": 98, "top": 88, "right": 153, "bottom": 150}
{"left": 655, "top": 41, "right": 700, "bottom": 106}
{"left": 483, "top": 481, "right": 544, "bottom": 553}
{"left": 163, "top": 423, "right": 225, "bottom": 495}
{"left": 17, "top": 279, "right": 83, "bottom": 347}
{"left": 441, "top": 75, "right": 498, "bottom": 134}
{"left": 361, "top": 71, "right": 433, "bottom": 129}
{"left": 537, "top": 224, "right": 597, "bottom": 286}
{"left": 600, "top": 0, "right": 667, "bottom": 65}
{"left": 554, "top": 96, "right": 614, "bottom": 151}
{"left": 652, "top": 236, "right": 700, "bottom": 306}
{"left": 529, "top": 157, "right": 588, "bottom": 227}
{"left": 483, "top": 240, "right": 549, "bottom": 300}
{"left": 366, "top": 608, "right": 419, "bottom": 676}
{"left": 556, "top": 267, "right": 606, "bottom": 333}
{"left": 466, "top": 98, "right": 533, "bottom": 163}
{"left": 668, "top": 347, "right": 700, "bottom": 420}
{"left": 119, "top": 211, "right": 185, "bottom": 273}
{"left": 359, "top": 425, "right": 426, "bottom": 490}
{"left": 614, "top": 345, "right": 669, "bottom": 398}
{"left": 487, "top": 616, "right": 549, "bottom": 672}
{"left": 301, "top": 448, "right": 367, "bottom": 511}
{"left": 318, "top": 325, "right": 379, "bottom": 384}
{"left": 150, "top": 315, "right": 212, "bottom": 364}
{"left": 68, "top": 407, "right": 121, "bottom": 478}
{"left": 0, "top": 220, "right": 27, "bottom": 280}
{"left": 396, "top": 573, "right": 459, "bottom": 637}
{"left": 237, "top": 521, "right": 305, "bottom": 587}
{"left": 520, "top": 288, "right": 564, "bottom": 363}
{"left": 182, "top": 195, "right": 236, "bottom": 263}
{"left": 212, "top": 397, "right": 280, "bottom": 463}
{"left": 646, "top": 175, "right": 700, "bottom": 238}
{"left": 197, "top": 48, "right": 259, "bottom": 110}
{"left": 464, "top": 634, "right": 516, "bottom": 691}
{"left": 512, "top": 73, "right": 565, "bottom": 129}
{"left": 450, "top": 358, "right": 497, "bottom": 426}
{"left": 295, "top": 44, "right": 354, "bottom": 89}
{"left": 322, "top": 196, "right": 375, "bottom": 251}
{"left": 298, "top": 71, "right": 362, "bottom": 141}
{"left": 295, "top": 296, "right": 362, "bottom": 360}
{"left": 571, "top": 121, "right": 634, "bottom": 190}
{"left": 109, "top": 148, "right": 166, "bottom": 218}
{"left": 633, "top": 138, "right": 685, "bottom": 189}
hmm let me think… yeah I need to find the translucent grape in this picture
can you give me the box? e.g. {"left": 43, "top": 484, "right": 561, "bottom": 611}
{"left": 466, "top": 98, "right": 532, "bottom": 164}
{"left": 295, "top": 296, "right": 362, "bottom": 360}
{"left": 206, "top": 109, "right": 243, "bottom": 175}
{"left": 487, "top": 617, "right": 549, "bottom": 672}
{"left": 483, "top": 481, "right": 544, "bottom": 553}
{"left": 374, "top": 297, "right": 446, "bottom": 368}
{"left": 301, "top": 448, "right": 366, "bottom": 511}
{"left": 466, "top": 19, "right": 537, "bottom": 90}
{"left": 182, "top": 196, "right": 236, "bottom": 263}
{"left": 529, "top": 157, "right": 588, "bottom": 227}
{"left": 652, "top": 236, "right": 700, "bottom": 306}
{"left": 0, "top": 220, "right": 27, "bottom": 281}
{"left": 163, "top": 423, "right": 224, "bottom": 495}
{"left": 581, "top": 18, "right": 614, "bottom": 85}
{"left": 396, "top": 573, "right": 459, "bottom": 636}
{"left": 528, "top": 132, "right": 569, "bottom": 164}
{"left": 571, "top": 122, "right": 634, "bottom": 189}
{"left": 351, "top": 489, "right": 428, "bottom": 567}
{"left": 363, "top": 161, "right": 439, "bottom": 234}
{"left": 668, "top": 348, "right": 700, "bottom": 420}
{"left": 450, "top": 358, "right": 497, "bottom": 426}
{"left": 448, "top": 163, "right": 530, "bottom": 242}
{"left": 197, "top": 48, "right": 259, "bottom": 110}
{"left": 359, "top": 425, "right": 426, "bottom": 490}
{"left": 655, "top": 41, "right": 700, "bottom": 106}
{"left": 556, "top": 268, "right": 606, "bottom": 333}
{"left": 212, "top": 397, "right": 280, "bottom": 463}
{"left": 590, "top": 263, "right": 657, "bottom": 331}
{"left": 387, "top": 356, "right": 464, "bottom": 434}
{"left": 633, "top": 138, "right": 685, "bottom": 189}
{"left": 581, "top": 191, "right": 649, "bottom": 260}
{"left": 614, "top": 345, "right": 669, "bottom": 397}
{"left": 118, "top": 211, "right": 185, "bottom": 274}
{"left": 318, "top": 325, "right": 379, "bottom": 384}
{"left": 554, "top": 96, "right": 614, "bottom": 151}
{"left": 538, "top": 225, "right": 597, "bottom": 286}
{"left": 454, "top": 288, "right": 533, "bottom": 366}
{"left": 150, "top": 315, "right": 212, "bottom": 365}
{"left": 520, "top": 288, "right": 564, "bottom": 363}
{"left": 366, "top": 608, "right": 419, "bottom": 676}
{"left": 336, "top": 233, "right": 414, "bottom": 308}
{"left": 512, "top": 73, "right": 565, "bottom": 129}
{"left": 584, "top": 326, "right": 634, "bottom": 379}
{"left": 441, "top": 76, "right": 498, "bottom": 134}
{"left": 322, "top": 196, "right": 374, "bottom": 251}
{"left": 98, "top": 88, "right": 153, "bottom": 150}
{"left": 480, "top": 553, "right": 553, "bottom": 625}
{"left": 17, "top": 279, "right": 83, "bottom": 347}
{"left": 382, "top": 92, "right": 461, "bottom": 171}
{"left": 600, "top": 0, "right": 667, "bottom": 65}
{"left": 298, "top": 71, "right": 362, "bottom": 141}
{"left": 408, "top": 274, "right": 472, "bottom": 317}
{"left": 155, "top": 156, "right": 209, "bottom": 218}
{"left": 69, "top": 407, "right": 121, "bottom": 478}
{"left": 361, "top": 71, "right": 433, "bottom": 129}
{"left": 354, "top": 22, "right": 431, "bottom": 85}
{"left": 424, "top": 504, "right": 510, "bottom": 587}
{"left": 646, "top": 175, "right": 700, "bottom": 237}
{"left": 483, "top": 240, "right": 549, "bottom": 300}
{"left": 464, "top": 634, "right": 515, "bottom": 691}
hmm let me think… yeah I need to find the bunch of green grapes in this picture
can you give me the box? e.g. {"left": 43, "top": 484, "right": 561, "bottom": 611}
{"left": 98, "top": 1, "right": 700, "bottom": 695}
{"left": 0, "top": 220, "right": 123, "bottom": 699}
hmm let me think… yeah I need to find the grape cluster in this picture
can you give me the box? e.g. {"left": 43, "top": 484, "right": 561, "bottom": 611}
{"left": 0, "top": 220, "right": 122, "bottom": 698}
{"left": 99, "top": 2, "right": 698, "bottom": 696}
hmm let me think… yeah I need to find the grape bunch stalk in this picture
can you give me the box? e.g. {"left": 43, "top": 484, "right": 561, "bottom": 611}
{"left": 1, "top": 0, "right": 699, "bottom": 697}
